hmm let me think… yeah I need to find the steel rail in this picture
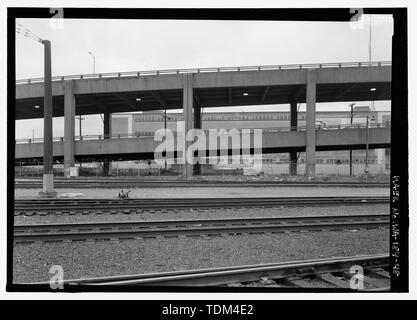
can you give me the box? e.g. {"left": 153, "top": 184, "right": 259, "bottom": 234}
{"left": 14, "top": 196, "right": 390, "bottom": 210}
{"left": 21, "top": 254, "right": 389, "bottom": 288}
{"left": 15, "top": 178, "right": 390, "bottom": 184}
{"left": 14, "top": 180, "right": 390, "bottom": 189}
{"left": 92, "top": 254, "right": 390, "bottom": 287}
{"left": 13, "top": 214, "right": 389, "bottom": 243}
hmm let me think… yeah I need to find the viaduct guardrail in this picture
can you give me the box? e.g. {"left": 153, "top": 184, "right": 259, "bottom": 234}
{"left": 15, "top": 123, "right": 390, "bottom": 145}
{"left": 15, "top": 61, "right": 392, "bottom": 85}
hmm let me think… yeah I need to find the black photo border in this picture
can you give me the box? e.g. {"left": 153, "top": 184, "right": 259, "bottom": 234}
{"left": 6, "top": 7, "right": 409, "bottom": 294}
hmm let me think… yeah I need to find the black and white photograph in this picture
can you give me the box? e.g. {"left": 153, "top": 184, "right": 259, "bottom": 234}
{"left": 2, "top": 2, "right": 413, "bottom": 304}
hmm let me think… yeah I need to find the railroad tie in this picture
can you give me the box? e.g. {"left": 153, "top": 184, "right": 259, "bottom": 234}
{"left": 259, "top": 277, "right": 278, "bottom": 286}
{"left": 342, "top": 271, "right": 389, "bottom": 290}
{"left": 317, "top": 273, "right": 351, "bottom": 289}
{"left": 226, "top": 283, "right": 244, "bottom": 287}
{"left": 285, "top": 276, "right": 315, "bottom": 288}
{"left": 366, "top": 268, "right": 390, "bottom": 279}
{"left": 361, "top": 275, "right": 390, "bottom": 289}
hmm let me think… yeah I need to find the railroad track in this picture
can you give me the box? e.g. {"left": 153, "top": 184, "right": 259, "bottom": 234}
{"left": 14, "top": 196, "right": 389, "bottom": 215}
{"left": 22, "top": 254, "right": 390, "bottom": 290}
{"left": 15, "top": 179, "right": 389, "bottom": 189}
{"left": 14, "top": 214, "right": 389, "bottom": 243}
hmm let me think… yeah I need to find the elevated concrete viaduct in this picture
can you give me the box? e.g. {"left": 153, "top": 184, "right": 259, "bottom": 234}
{"left": 15, "top": 62, "right": 391, "bottom": 178}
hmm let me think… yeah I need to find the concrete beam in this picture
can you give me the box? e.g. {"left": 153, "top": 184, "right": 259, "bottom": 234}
{"left": 16, "top": 128, "right": 391, "bottom": 160}
{"left": 193, "top": 104, "right": 202, "bottom": 175}
{"left": 292, "top": 86, "right": 305, "bottom": 103}
{"left": 306, "top": 69, "right": 317, "bottom": 179}
{"left": 334, "top": 83, "right": 357, "bottom": 100}
{"left": 151, "top": 91, "right": 170, "bottom": 109}
{"left": 114, "top": 93, "right": 137, "bottom": 111}
{"left": 193, "top": 66, "right": 391, "bottom": 89}
{"left": 16, "top": 66, "right": 391, "bottom": 100}
{"left": 261, "top": 86, "right": 270, "bottom": 102}
{"left": 104, "top": 112, "right": 111, "bottom": 136}
{"left": 103, "top": 111, "right": 111, "bottom": 176}
{"left": 194, "top": 93, "right": 201, "bottom": 108}
{"left": 89, "top": 96, "right": 108, "bottom": 113}
{"left": 376, "top": 88, "right": 391, "bottom": 100}
{"left": 64, "top": 80, "right": 75, "bottom": 177}
{"left": 194, "top": 105, "right": 201, "bottom": 129}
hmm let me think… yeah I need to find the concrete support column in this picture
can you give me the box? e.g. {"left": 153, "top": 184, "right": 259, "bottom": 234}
{"left": 182, "top": 74, "right": 193, "bottom": 178}
{"left": 385, "top": 148, "right": 390, "bottom": 171}
{"left": 376, "top": 148, "right": 385, "bottom": 164}
{"left": 306, "top": 69, "right": 317, "bottom": 179}
{"left": 193, "top": 104, "right": 202, "bottom": 175}
{"left": 289, "top": 101, "right": 298, "bottom": 176}
{"left": 103, "top": 111, "right": 111, "bottom": 176}
{"left": 194, "top": 105, "right": 201, "bottom": 129}
{"left": 64, "top": 80, "right": 75, "bottom": 178}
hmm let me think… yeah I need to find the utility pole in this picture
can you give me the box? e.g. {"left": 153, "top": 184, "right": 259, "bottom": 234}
{"left": 39, "top": 40, "right": 57, "bottom": 197}
{"left": 364, "top": 115, "right": 370, "bottom": 176}
{"left": 349, "top": 103, "right": 355, "bottom": 176}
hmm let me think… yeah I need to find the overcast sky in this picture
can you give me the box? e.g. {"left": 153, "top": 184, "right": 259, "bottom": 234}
{"left": 15, "top": 15, "right": 393, "bottom": 139}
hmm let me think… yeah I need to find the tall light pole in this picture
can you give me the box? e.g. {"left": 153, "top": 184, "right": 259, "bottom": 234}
{"left": 40, "top": 39, "right": 57, "bottom": 197}
{"left": 89, "top": 51, "right": 95, "bottom": 75}
{"left": 16, "top": 24, "right": 56, "bottom": 197}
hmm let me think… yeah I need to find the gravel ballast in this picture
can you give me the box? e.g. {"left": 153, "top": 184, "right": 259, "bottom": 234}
{"left": 14, "top": 186, "right": 389, "bottom": 199}
{"left": 13, "top": 228, "right": 388, "bottom": 283}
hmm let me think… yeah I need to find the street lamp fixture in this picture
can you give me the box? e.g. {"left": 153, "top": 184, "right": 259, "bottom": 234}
{"left": 243, "top": 92, "right": 249, "bottom": 96}
{"left": 370, "top": 88, "right": 376, "bottom": 91}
